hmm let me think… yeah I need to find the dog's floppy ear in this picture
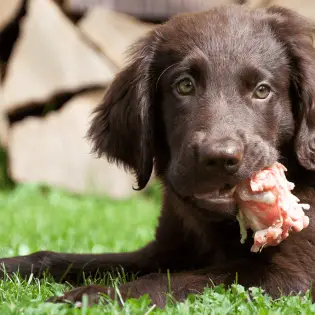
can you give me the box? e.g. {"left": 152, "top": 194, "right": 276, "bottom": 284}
{"left": 267, "top": 6, "right": 315, "bottom": 170}
{"left": 87, "top": 29, "right": 161, "bottom": 190}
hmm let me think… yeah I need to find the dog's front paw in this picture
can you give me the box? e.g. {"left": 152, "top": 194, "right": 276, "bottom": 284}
{"left": 47, "top": 285, "right": 114, "bottom": 307}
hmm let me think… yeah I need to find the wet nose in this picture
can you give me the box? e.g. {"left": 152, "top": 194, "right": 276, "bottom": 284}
{"left": 198, "top": 139, "right": 243, "bottom": 174}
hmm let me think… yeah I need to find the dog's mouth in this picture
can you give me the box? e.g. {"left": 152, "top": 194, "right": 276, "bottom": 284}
{"left": 166, "top": 177, "right": 239, "bottom": 219}
{"left": 194, "top": 184, "right": 237, "bottom": 202}
{"left": 192, "top": 184, "right": 238, "bottom": 218}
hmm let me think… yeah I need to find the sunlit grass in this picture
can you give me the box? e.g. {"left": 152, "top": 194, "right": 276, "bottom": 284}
{"left": 0, "top": 183, "right": 314, "bottom": 314}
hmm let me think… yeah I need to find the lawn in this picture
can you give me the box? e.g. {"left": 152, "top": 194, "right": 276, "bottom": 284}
{"left": 0, "top": 181, "right": 314, "bottom": 314}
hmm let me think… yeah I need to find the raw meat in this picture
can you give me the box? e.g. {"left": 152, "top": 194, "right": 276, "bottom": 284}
{"left": 235, "top": 162, "right": 310, "bottom": 253}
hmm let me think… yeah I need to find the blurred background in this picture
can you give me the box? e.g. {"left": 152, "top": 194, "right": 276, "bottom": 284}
{"left": 0, "top": 0, "right": 314, "bottom": 200}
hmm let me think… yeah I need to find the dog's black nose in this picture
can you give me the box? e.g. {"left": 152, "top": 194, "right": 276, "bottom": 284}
{"left": 198, "top": 139, "right": 243, "bottom": 174}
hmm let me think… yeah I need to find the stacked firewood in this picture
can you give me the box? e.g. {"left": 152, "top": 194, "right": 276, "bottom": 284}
{"left": 0, "top": 0, "right": 152, "bottom": 198}
{"left": 0, "top": 0, "right": 313, "bottom": 198}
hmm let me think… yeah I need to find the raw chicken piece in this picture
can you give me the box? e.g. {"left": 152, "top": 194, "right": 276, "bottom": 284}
{"left": 235, "top": 162, "right": 310, "bottom": 253}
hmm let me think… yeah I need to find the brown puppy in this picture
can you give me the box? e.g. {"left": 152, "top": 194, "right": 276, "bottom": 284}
{"left": 1, "top": 4, "right": 315, "bottom": 308}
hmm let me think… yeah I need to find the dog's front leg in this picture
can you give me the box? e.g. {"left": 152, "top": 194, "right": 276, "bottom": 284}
{"left": 47, "top": 272, "right": 213, "bottom": 308}
{"left": 47, "top": 256, "right": 314, "bottom": 308}
{"left": 0, "top": 241, "right": 160, "bottom": 284}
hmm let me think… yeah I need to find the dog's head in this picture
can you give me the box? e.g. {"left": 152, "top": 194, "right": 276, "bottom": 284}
{"left": 88, "top": 5, "right": 315, "bottom": 215}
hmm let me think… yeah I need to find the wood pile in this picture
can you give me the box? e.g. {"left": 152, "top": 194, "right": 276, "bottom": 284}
{"left": 0, "top": 0, "right": 152, "bottom": 198}
{"left": 1, "top": 0, "right": 314, "bottom": 198}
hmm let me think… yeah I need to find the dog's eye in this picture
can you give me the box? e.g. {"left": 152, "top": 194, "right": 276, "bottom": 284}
{"left": 253, "top": 84, "right": 271, "bottom": 99}
{"left": 176, "top": 78, "right": 194, "bottom": 95}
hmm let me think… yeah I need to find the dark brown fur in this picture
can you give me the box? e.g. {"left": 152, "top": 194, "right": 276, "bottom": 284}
{"left": 2, "top": 4, "right": 315, "bottom": 308}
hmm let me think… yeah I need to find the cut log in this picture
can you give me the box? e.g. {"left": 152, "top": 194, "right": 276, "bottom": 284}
{"left": 0, "top": 0, "right": 23, "bottom": 32}
{"left": 0, "top": 85, "right": 9, "bottom": 148}
{"left": 65, "top": 0, "right": 237, "bottom": 19}
{"left": 8, "top": 90, "right": 137, "bottom": 199}
{"left": 79, "top": 9, "right": 153, "bottom": 68}
{"left": 2, "top": 0, "right": 116, "bottom": 115}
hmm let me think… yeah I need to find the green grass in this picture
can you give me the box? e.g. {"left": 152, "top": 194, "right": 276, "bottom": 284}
{"left": 0, "top": 183, "right": 314, "bottom": 314}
